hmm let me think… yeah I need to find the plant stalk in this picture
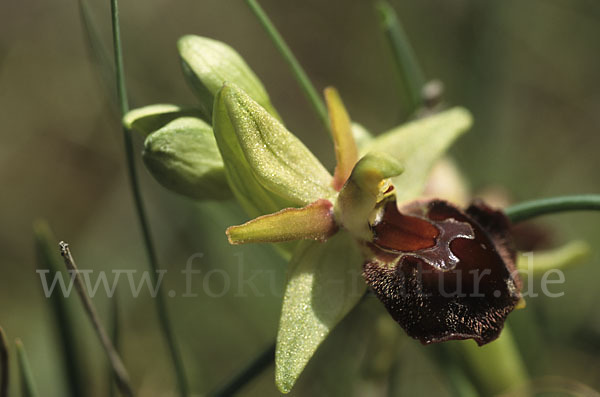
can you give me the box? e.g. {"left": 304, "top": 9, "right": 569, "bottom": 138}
{"left": 108, "top": 0, "right": 189, "bottom": 395}
{"left": 15, "top": 339, "right": 39, "bottom": 397}
{"left": 375, "top": 1, "right": 426, "bottom": 114}
{"left": 505, "top": 194, "right": 600, "bottom": 223}
{"left": 59, "top": 242, "right": 134, "bottom": 397}
{"left": 245, "top": 0, "right": 330, "bottom": 132}
{"left": 209, "top": 343, "right": 275, "bottom": 397}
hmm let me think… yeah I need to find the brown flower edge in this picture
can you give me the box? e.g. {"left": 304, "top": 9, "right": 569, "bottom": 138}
{"left": 363, "top": 198, "right": 522, "bottom": 346}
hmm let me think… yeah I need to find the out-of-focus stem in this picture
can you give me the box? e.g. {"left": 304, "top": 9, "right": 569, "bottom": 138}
{"left": 34, "top": 221, "right": 86, "bottom": 397}
{"left": 108, "top": 0, "right": 189, "bottom": 395}
{"left": 456, "top": 325, "right": 528, "bottom": 396}
{"left": 245, "top": 0, "right": 330, "bottom": 132}
{"left": 59, "top": 242, "right": 134, "bottom": 397}
{"left": 505, "top": 194, "right": 600, "bottom": 223}
{"left": 375, "top": 1, "right": 426, "bottom": 114}
{"left": 209, "top": 343, "right": 275, "bottom": 397}
{"left": 15, "top": 339, "right": 39, "bottom": 397}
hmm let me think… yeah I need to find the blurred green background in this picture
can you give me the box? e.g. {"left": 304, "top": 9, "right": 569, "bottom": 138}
{"left": 1, "top": 0, "right": 599, "bottom": 395}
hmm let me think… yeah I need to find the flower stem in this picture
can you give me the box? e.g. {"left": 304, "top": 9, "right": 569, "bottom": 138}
{"left": 109, "top": 1, "right": 189, "bottom": 395}
{"left": 245, "top": 0, "right": 330, "bottom": 132}
{"left": 455, "top": 325, "right": 528, "bottom": 395}
{"left": 375, "top": 0, "right": 426, "bottom": 114}
{"left": 209, "top": 343, "right": 275, "bottom": 397}
{"left": 505, "top": 194, "right": 600, "bottom": 223}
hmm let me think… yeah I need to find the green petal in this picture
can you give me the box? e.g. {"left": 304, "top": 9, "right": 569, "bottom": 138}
{"left": 517, "top": 240, "right": 590, "bottom": 275}
{"left": 178, "top": 35, "right": 280, "bottom": 121}
{"left": 324, "top": 87, "right": 359, "bottom": 191}
{"left": 227, "top": 199, "right": 337, "bottom": 245}
{"left": 276, "top": 231, "right": 366, "bottom": 393}
{"left": 335, "top": 151, "right": 404, "bottom": 240}
{"left": 215, "top": 83, "right": 334, "bottom": 209}
{"left": 142, "top": 116, "right": 232, "bottom": 200}
{"left": 123, "top": 104, "right": 205, "bottom": 136}
{"left": 364, "top": 107, "right": 472, "bottom": 204}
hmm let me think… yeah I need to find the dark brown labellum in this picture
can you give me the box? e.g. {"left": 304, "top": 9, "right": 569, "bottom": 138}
{"left": 363, "top": 199, "right": 522, "bottom": 346}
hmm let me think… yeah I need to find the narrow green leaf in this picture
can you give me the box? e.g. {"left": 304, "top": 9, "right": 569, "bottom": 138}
{"left": 227, "top": 199, "right": 336, "bottom": 245}
{"left": 124, "top": 104, "right": 205, "bottom": 136}
{"left": 364, "top": 107, "right": 472, "bottom": 204}
{"left": 15, "top": 339, "right": 39, "bottom": 397}
{"left": 517, "top": 240, "right": 590, "bottom": 276}
{"left": 214, "top": 83, "right": 334, "bottom": 214}
{"left": 143, "top": 116, "right": 232, "bottom": 200}
{"left": 33, "top": 221, "right": 86, "bottom": 397}
{"left": 178, "top": 35, "right": 280, "bottom": 121}
{"left": 276, "top": 231, "right": 367, "bottom": 393}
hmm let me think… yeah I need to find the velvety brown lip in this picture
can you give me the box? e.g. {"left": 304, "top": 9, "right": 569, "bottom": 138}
{"left": 363, "top": 199, "right": 522, "bottom": 346}
{"left": 372, "top": 200, "right": 439, "bottom": 252}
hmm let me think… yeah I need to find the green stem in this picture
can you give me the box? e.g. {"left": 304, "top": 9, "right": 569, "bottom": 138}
{"left": 209, "top": 343, "right": 275, "bottom": 397}
{"left": 0, "top": 327, "right": 8, "bottom": 397}
{"left": 108, "top": 1, "right": 189, "bottom": 395}
{"left": 245, "top": 0, "right": 330, "bottom": 131}
{"left": 375, "top": 1, "right": 426, "bottom": 114}
{"left": 15, "top": 339, "right": 39, "bottom": 397}
{"left": 505, "top": 194, "right": 600, "bottom": 223}
{"left": 78, "top": 0, "right": 116, "bottom": 106}
{"left": 455, "top": 325, "right": 528, "bottom": 396}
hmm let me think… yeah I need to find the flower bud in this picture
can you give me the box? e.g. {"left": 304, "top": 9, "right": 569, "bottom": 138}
{"left": 142, "top": 116, "right": 231, "bottom": 200}
{"left": 178, "top": 35, "right": 280, "bottom": 121}
{"left": 123, "top": 104, "right": 205, "bottom": 136}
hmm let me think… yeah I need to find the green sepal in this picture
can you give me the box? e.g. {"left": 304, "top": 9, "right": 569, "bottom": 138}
{"left": 227, "top": 199, "right": 337, "bottom": 245}
{"left": 123, "top": 104, "right": 205, "bottom": 136}
{"left": 364, "top": 107, "right": 472, "bottom": 204}
{"left": 351, "top": 122, "right": 374, "bottom": 151}
{"left": 213, "top": 83, "right": 334, "bottom": 216}
{"left": 276, "top": 231, "right": 367, "bottom": 393}
{"left": 178, "top": 35, "right": 280, "bottom": 121}
{"left": 143, "top": 116, "right": 232, "bottom": 200}
{"left": 517, "top": 240, "right": 590, "bottom": 276}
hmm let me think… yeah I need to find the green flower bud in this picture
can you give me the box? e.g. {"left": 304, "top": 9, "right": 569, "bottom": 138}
{"left": 143, "top": 116, "right": 231, "bottom": 200}
{"left": 124, "top": 104, "right": 205, "bottom": 136}
{"left": 178, "top": 35, "right": 280, "bottom": 121}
